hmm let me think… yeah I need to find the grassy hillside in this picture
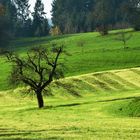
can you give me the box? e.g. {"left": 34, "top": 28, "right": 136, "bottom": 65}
{"left": 0, "top": 30, "right": 140, "bottom": 139}
{"left": 0, "top": 29, "right": 140, "bottom": 90}
{"left": 0, "top": 68, "right": 140, "bottom": 139}
{"left": 50, "top": 67, "right": 140, "bottom": 97}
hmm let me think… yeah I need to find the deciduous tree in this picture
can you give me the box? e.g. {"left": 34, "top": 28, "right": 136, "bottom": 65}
{"left": 115, "top": 30, "right": 132, "bottom": 49}
{"left": 6, "top": 45, "right": 64, "bottom": 108}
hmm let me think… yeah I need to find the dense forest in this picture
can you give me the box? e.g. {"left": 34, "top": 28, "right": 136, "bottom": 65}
{"left": 0, "top": 0, "right": 49, "bottom": 38}
{"left": 0, "top": 0, "right": 140, "bottom": 49}
{"left": 52, "top": 0, "right": 140, "bottom": 34}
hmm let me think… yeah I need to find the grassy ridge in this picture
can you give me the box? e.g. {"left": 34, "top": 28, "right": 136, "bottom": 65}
{"left": 49, "top": 68, "right": 140, "bottom": 98}
{"left": 0, "top": 68, "right": 140, "bottom": 139}
{"left": 0, "top": 30, "right": 140, "bottom": 90}
{"left": 0, "top": 29, "right": 140, "bottom": 139}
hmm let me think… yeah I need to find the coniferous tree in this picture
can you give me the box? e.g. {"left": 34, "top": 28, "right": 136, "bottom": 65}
{"left": 94, "top": 0, "right": 114, "bottom": 35}
{"left": 14, "top": 0, "right": 31, "bottom": 36}
{"left": 0, "top": 1, "right": 13, "bottom": 51}
{"left": 6, "top": 0, "right": 17, "bottom": 35}
{"left": 52, "top": 0, "right": 140, "bottom": 34}
{"left": 52, "top": 0, "right": 95, "bottom": 34}
{"left": 32, "top": 0, "right": 49, "bottom": 37}
{"left": 123, "top": 0, "right": 140, "bottom": 31}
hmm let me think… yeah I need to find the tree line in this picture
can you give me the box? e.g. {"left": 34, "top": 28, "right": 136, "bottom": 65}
{"left": 0, "top": 0, "right": 49, "bottom": 39}
{"left": 52, "top": 0, "right": 140, "bottom": 35}
{"left": 1, "top": 0, "right": 140, "bottom": 50}
{"left": 1, "top": 0, "right": 140, "bottom": 38}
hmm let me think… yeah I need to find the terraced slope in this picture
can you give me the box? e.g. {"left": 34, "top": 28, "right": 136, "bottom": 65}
{"left": 0, "top": 68, "right": 140, "bottom": 140}
{"left": 50, "top": 67, "right": 140, "bottom": 97}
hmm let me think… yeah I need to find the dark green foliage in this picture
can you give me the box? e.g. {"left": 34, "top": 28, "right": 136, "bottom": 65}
{"left": 94, "top": 0, "right": 113, "bottom": 35}
{"left": 52, "top": 0, "right": 95, "bottom": 34}
{"left": 0, "top": 1, "right": 14, "bottom": 51}
{"left": 3, "top": 0, "right": 17, "bottom": 34}
{"left": 32, "top": 0, "right": 49, "bottom": 37}
{"left": 0, "top": 16, "right": 10, "bottom": 49}
{"left": 1, "top": 0, "right": 140, "bottom": 40}
{"left": 127, "top": 0, "right": 140, "bottom": 31}
{"left": 14, "top": 0, "right": 32, "bottom": 37}
{"left": 52, "top": 0, "right": 140, "bottom": 34}
{"left": 0, "top": 0, "right": 50, "bottom": 39}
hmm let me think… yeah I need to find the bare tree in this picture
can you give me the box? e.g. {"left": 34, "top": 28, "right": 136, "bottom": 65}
{"left": 115, "top": 30, "right": 132, "bottom": 49}
{"left": 6, "top": 45, "right": 64, "bottom": 108}
{"left": 77, "top": 40, "right": 86, "bottom": 53}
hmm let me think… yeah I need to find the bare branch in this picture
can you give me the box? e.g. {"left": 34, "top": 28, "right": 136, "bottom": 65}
{"left": 6, "top": 45, "right": 64, "bottom": 108}
{"left": 41, "top": 47, "right": 63, "bottom": 90}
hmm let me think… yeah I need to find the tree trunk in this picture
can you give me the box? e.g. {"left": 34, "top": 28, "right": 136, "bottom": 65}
{"left": 98, "top": 25, "right": 108, "bottom": 36}
{"left": 36, "top": 91, "right": 44, "bottom": 108}
{"left": 102, "top": 25, "right": 108, "bottom": 36}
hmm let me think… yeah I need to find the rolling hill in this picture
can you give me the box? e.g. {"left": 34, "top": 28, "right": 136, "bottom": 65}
{"left": 0, "top": 68, "right": 140, "bottom": 139}
{"left": 0, "top": 29, "right": 140, "bottom": 91}
{"left": 0, "top": 29, "right": 140, "bottom": 139}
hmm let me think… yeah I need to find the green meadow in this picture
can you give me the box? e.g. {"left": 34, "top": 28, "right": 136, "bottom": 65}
{"left": 0, "top": 30, "right": 140, "bottom": 139}
{"left": 0, "top": 68, "right": 140, "bottom": 139}
{"left": 0, "top": 30, "right": 140, "bottom": 90}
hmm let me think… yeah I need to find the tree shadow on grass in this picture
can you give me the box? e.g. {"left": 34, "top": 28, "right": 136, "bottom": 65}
{"left": 3, "top": 138, "right": 63, "bottom": 140}
{"left": 21, "top": 102, "right": 83, "bottom": 112}
{"left": 0, "top": 128, "right": 64, "bottom": 140}
{"left": 97, "top": 96, "right": 140, "bottom": 102}
{"left": 17, "top": 100, "right": 97, "bottom": 112}
{"left": 44, "top": 103, "right": 82, "bottom": 109}
{"left": 0, "top": 127, "right": 72, "bottom": 140}
{"left": 54, "top": 81, "right": 82, "bottom": 98}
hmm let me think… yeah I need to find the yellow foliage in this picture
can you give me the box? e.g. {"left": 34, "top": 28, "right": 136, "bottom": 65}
{"left": 50, "top": 26, "right": 62, "bottom": 36}
{"left": 0, "top": 4, "right": 5, "bottom": 16}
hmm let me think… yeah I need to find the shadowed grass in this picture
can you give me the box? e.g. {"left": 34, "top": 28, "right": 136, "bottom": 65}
{"left": 0, "top": 29, "right": 140, "bottom": 90}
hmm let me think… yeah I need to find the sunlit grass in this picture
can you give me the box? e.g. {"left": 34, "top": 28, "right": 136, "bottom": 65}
{"left": 0, "top": 68, "right": 140, "bottom": 139}
{"left": 0, "top": 29, "right": 140, "bottom": 139}
{"left": 0, "top": 90, "right": 140, "bottom": 139}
